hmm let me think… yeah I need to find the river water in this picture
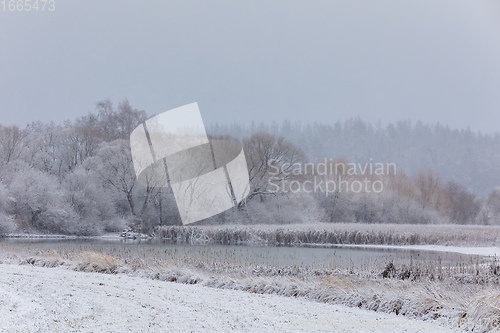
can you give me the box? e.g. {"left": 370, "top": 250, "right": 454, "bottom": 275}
{"left": 0, "top": 238, "right": 488, "bottom": 272}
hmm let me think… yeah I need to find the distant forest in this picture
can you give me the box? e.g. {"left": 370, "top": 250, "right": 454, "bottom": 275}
{"left": 209, "top": 119, "right": 500, "bottom": 196}
{"left": 0, "top": 99, "right": 499, "bottom": 236}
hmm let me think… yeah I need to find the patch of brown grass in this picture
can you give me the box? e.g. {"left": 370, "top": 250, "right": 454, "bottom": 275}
{"left": 320, "top": 275, "right": 356, "bottom": 292}
{"left": 21, "top": 251, "right": 66, "bottom": 268}
{"left": 73, "top": 251, "right": 125, "bottom": 274}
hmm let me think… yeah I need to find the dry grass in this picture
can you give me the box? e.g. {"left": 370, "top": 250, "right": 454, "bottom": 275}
{"left": 19, "top": 250, "right": 125, "bottom": 274}
{"left": 73, "top": 251, "right": 125, "bottom": 274}
{"left": 156, "top": 223, "right": 500, "bottom": 247}
{"left": 320, "top": 275, "right": 356, "bottom": 292}
{"left": 21, "top": 251, "right": 66, "bottom": 268}
{"left": 461, "top": 294, "right": 500, "bottom": 332}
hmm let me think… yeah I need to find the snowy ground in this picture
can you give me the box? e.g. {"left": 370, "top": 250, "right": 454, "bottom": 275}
{"left": 0, "top": 263, "right": 461, "bottom": 333}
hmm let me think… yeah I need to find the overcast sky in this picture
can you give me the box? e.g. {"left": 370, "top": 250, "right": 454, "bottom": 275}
{"left": 1, "top": 0, "right": 500, "bottom": 132}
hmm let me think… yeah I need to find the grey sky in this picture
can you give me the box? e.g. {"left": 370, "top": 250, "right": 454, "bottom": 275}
{"left": 1, "top": 0, "right": 500, "bottom": 132}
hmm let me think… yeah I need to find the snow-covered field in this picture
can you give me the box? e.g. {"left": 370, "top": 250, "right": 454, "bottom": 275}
{"left": 0, "top": 263, "right": 459, "bottom": 333}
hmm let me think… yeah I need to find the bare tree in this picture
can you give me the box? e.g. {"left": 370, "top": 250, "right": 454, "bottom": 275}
{"left": 0, "top": 125, "right": 27, "bottom": 165}
{"left": 94, "top": 98, "right": 147, "bottom": 140}
{"left": 85, "top": 140, "right": 138, "bottom": 216}
{"left": 415, "top": 169, "right": 450, "bottom": 215}
{"left": 86, "top": 139, "right": 167, "bottom": 229}
{"left": 488, "top": 187, "right": 500, "bottom": 224}
{"left": 313, "top": 158, "right": 355, "bottom": 222}
{"left": 240, "top": 132, "right": 306, "bottom": 208}
{"left": 445, "top": 181, "right": 481, "bottom": 224}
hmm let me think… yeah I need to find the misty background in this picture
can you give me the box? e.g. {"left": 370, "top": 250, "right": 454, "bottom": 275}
{"left": 1, "top": 0, "right": 500, "bottom": 132}
{"left": 1, "top": 1, "right": 500, "bottom": 236}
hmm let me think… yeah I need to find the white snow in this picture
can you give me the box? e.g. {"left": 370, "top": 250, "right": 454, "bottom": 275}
{"left": 0, "top": 263, "right": 461, "bottom": 333}
{"left": 339, "top": 244, "right": 500, "bottom": 257}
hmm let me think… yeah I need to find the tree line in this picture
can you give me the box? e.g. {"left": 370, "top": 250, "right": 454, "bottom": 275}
{"left": 0, "top": 99, "right": 498, "bottom": 236}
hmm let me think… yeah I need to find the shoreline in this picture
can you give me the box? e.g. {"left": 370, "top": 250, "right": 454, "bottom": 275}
{"left": 3, "top": 233, "right": 500, "bottom": 258}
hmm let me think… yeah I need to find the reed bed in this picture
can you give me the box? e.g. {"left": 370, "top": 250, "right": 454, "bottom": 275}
{"left": 155, "top": 223, "right": 500, "bottom": 247}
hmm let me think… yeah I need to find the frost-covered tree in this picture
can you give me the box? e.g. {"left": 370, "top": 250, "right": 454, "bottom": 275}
{"left": 7, "top": 167, "right": 80, "bottom": 234}
{"left": 94, "top": 98, "right": 147, "bottom": 140}
{"left": 0, "top": 182, "right": 15, "bottom": 235}
{"left": 64, "top": 166, "right": 119, "bottom": 233}
{"left": 0, "top": 125, "right": 27, "bottom": 165}
{"left": 487, "top": 187, "right": 500, "bottom": 224}
{"left": 312, "top": 158, "right": 357, "bottom": 222}
{"left": 445, "top": 181, "right": 481, "bottom": 224}
{"left": 84, "top": 140, "right": 137, "bottom": 216}
{"left": 84, "top": 139, "right": 169, "bottom": 228}
{"left": 241, "top": 132, "right": 306, "bottom": 208}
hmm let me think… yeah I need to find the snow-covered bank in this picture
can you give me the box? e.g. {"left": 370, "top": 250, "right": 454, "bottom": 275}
{"left": 339, "top": 244, "right": 500, "bottom": 257}
{"left": 0, "top": 264, "right": 458, "bottom": 333}
{"left": 3, "top": 233, "right": 122, "bottom": 240}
